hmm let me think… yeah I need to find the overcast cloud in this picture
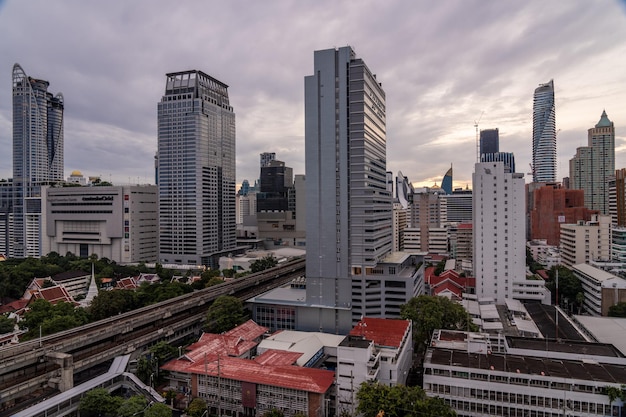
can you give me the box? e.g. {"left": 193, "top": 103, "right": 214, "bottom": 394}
{"left": 1, "top": 0, "right": 625, "bottom": 190}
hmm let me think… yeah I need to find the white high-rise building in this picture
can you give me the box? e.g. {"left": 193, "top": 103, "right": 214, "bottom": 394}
{"left": 473, "top": 161, "right": 526, "bottom": 303}
{"left": 157, "top": 70, "right": 236, "bottom": 268}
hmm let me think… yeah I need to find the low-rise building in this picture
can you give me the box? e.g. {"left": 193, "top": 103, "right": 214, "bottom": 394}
{"left": 572, "top": 263, "right": 626, "bottom": 316}
{"left": 423, "top": 329, "right": 626, "bottom": 417}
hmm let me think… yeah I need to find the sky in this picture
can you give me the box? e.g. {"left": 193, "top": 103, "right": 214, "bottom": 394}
{"left": 1, "top": 1, "right": 626, "bottom": 191}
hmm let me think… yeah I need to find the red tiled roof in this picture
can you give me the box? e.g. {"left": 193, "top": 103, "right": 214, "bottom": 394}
{"left": 537, "top": 270, "right": 549, "bottom": 280}
{"left": 458, "top": 223, "right": 473, "bottom": 229}
{"left": 163, "top": 356, "right": 334, "bottom": 394}
{"left": 186, "top": 333, "right": 257, "bottom": 359}
{"left": 224, "top": 319, "right": 268, "bottom": 341}
{"left": 349, "top": 317, "right": 409, "bottom": 348}
{"left": 254, "top": 349, "right": 302, "bottom": 366}
{"left": 30, "top": 286, "right": 75, "bottom": 305}
{"left": 115, "top": 277, "right": 137, "bottom": 290}
{"left": 0, "top": 299, "right": 28, "bottom": 314}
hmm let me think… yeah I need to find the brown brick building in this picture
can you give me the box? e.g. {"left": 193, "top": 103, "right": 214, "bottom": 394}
{"left": 529, "top": 184, "right": 598, "bottom": 246}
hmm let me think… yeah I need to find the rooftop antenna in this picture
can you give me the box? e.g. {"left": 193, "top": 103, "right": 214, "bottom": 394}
{"left": 474, "top": 111, "right": 484, "bottom": 163}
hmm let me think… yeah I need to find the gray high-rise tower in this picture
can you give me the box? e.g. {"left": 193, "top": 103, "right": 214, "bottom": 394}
{"left": 157, "top": 70, "right": 236, "bottom": 268}
{"left": 532, "top": 79, "right": 556, "bottom": 182}
{"left": 305, "top": 46, "right": 392, "bottom": 328}
{"left": 10, "top": 63, "right": 64, "bottom": 257}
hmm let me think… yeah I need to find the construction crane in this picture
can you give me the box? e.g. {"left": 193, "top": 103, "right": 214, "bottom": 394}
{"left": 474, "top": 111, "right": 484, "bottom": 163}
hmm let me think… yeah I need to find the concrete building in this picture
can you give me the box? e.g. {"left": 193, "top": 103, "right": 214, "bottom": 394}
{"left": 609, "top": 168, "right": 626, "bottom": 226}
{"left": 560, "top": 214, "right": 611, "bottom": 267}
{"left": 612, "top": 226, "right": 626, "bottom": 263}
{"left": 303, "top": 46, "right": 420, "bottom": 331}
{"left": 161, "top": 320, "right": 335, "bottom": 417}
{"left": 10, "top": 64, "right": 64, "bottom": 258}
{"left": 409, "top": 188, "right": 445, "bottom": 253}
{"left": 392, "top": 201, "right": 408, "bottom": 252}
{"left": 472, "top": 161, "right": 527, "bottom": 304}
{"left": 572, "top": 263, "right": 626, "bottom": 316}
{"left": 43, "top": 185, "right": 158, "bottom": 263}
{"left": 440, "top": 190, "right": 473, "bottom": 225}
{"left": 336, "top": 318, "right": 413, "bottom": 414}
{"left": 454, "top": 223, "right": 473, "bottom": 272}
{"left": 157, "top": 70, "right": 236, "bottom": 268}
{"left": 569, "top": 111, "right": 615, "bottom": 214}
{"left": 479, "top": 128, "right": 499, "bottom": 155}
{"left": 532, "top": 79, "right": 556, "bottom": 183}
{"left": 423, "top": 329, "right": 626, "bottom": 417}
{"left": 256, "top": 161, "right": 305, "bottom": 248}
{"left": 529, "top": 183, "right": 598, "bottom": 246}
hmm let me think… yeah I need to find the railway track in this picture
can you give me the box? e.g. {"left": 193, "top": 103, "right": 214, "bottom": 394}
{"left": 0, "top": 258, "right": 305, "bottom": 413}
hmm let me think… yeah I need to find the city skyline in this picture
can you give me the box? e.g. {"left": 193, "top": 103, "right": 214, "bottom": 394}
{"left": 1, "top": 1, "right": 626, "bottom": 189}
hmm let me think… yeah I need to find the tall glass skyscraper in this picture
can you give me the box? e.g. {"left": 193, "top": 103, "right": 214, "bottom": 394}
{"left": 157, "top": 70, "right": 236, "bottom": 267}
{"left": 11, "top": 63, "right": 64, "bottom": 257}
{"left": 532, "top": 79, "right": 556, "bottom": 183}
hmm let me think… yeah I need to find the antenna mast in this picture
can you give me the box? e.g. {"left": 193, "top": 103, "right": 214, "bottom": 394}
{"left": 474, "top": 111, "right": 484, "bottom": 162}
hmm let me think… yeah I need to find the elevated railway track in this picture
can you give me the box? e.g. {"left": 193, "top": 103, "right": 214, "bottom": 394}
{"left": 0, "top": 258, "right": 305, "bottom": 414}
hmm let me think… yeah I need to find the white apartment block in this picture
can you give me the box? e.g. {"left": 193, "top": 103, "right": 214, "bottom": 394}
{"left": 560, "top": 214, "right": 611, "bottom": 267}
{"left": 572, "top": 263, "right": 626, "bottom": 316}
{"left": 473, "top": 162, "right": 526, "bottom": 304}
{"left": 336, "top": 318, "right": 413, "bottom": 415}
{"left": 392, "top": 202, "right": 408, "bottom": 252}
{"left": 423, "top": 329, "right": 626, "bottom": 417}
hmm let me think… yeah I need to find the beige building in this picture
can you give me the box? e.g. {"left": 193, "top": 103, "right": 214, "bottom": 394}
{"left": 560, "top": 214, "right": 611, "bottom": 267}
{"left": 572, "top": 263, "right": 626, "bottom": 316}
{"left": 43, "top": 185, "right": 157, "bottom": 263}
{"left": 392, "top": 202, "right": 408, "bottom": 252}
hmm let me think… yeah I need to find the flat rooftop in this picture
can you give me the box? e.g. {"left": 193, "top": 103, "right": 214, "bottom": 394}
{"left": 524, "top": 302, "right": 586, "bottom": 341}
{"left": 507, "top": 337, "right": 624, "bottom": 358}
{"left": 428, "top": 348, "right": 626, "bottom": 384}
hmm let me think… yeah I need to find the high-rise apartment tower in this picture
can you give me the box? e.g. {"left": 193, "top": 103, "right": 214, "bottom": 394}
{"left": 569, "top": 111, "right": 615, "bottom": 215}
{"left": 11, "top": 63, "right": 64, "bottom": 257}
{"left": 157, "top": 70, "right": 236, "bottom": 267}
{"left": 532, "top": 80, "right": 556, "bottom": 183}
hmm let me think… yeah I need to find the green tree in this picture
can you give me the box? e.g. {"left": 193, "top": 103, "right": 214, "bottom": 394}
{"left": 186, "top": 397, "right": 207, "bottom": 417}
{"left": 356, "top": 381, "right": 456, "bottom": 417}
{"left": 206, "top": 277, "right": 225, "bottom": 287}
{"left": 401, "top": 295, "right": 477, "bottom": 352}
{"left": 145, "top": 402, "right": 173, "bottom": 417}
{"left": 89, "top": 289, "right": 138, "bottom": 320}
{"left": 250, "top": 255, "right": 278, "bottom": 273}
{"left": 79, "top": 388, "right": 123, "bottom": 417}
{"left": 546, "top": 265, "right": 582, "bottom": 310}
{"left": 0, "top": 315, "right": 15, "bottom": 334}
{"left": 118, "top": 395, "right": 148, "bottom": 417}
{"left": 608, "top": 301, "right": 626, "bottom": 317}
{"left": 21, "top": 299, "right": 89, "bottom": 339}
{"left": 206, "top": 295, "right": 247, "bottom": 333}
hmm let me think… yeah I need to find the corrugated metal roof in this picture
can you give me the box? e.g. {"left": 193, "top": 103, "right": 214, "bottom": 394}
{"left": 224, "top": 319, "right": 268, "bottom": 340}
{"left": 254, "top": 349, "right": 302, "bottom": 366}
{"left": 349, "top": 317, "right": 409, "bottom": 348}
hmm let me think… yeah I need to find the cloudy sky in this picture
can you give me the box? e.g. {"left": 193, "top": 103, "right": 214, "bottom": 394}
{"left": 1, "top": 1, "right": 625, "bottom": 190}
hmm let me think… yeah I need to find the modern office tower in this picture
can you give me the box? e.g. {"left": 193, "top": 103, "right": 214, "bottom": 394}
{"left": 0, "top": 180, "right": 13, "bottom": 256}
{"left": 480, "top": 152, "right": 515, "bottom": 174}
{"left": 11, "top": 63, "right": 64, "bottom": 258}
{"left": 257, "top": 160, "right": 293, "bottom": 212}
{"left": 473, "top": 161, "right": 526, "bottom": 304}
{"left": 260, "top": 152, "right": 276, "bottom": 168}
{"left": 43, "top": 185, "right": 158, "bottom": 263}
{"left": 305, "top": 46, "right": 407, "bottom": 329}
{"left": 238, "top": 179, "right": 250, "bottom": 196}
{"left": 532, "top": 79, "right": 556, "bottom": 183}
{"left": 256, "top": 160, "right": 305, "bottom": 247}
{"left": 569, "top": 111, "right": 615, "bottom": 214}
{"left": 157, "top": 70, "right": 236, "bottom": 268}
{"left": 479, "top": 128, "right": 499, "bottom": 155}
{"left": 529, "top": 184, "right": 597, "bottom": 246}
{"left": 439, "top": 189, "right": 473, "bottom": 225}
{"left": 441, "top": 166, "right": 453, "bottom": 195}
{"left": 560, "top": 214, "right": 611, "bottom": 267}
{"left": 609, "top": 168, "right": 626, "bottom": 226}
